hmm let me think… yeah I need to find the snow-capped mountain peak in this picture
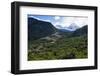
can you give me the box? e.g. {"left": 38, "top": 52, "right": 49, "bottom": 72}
{"left": 55, "top": 23, "right": 80, "bottom": 31}
{"left": 66, "top": 23, "right": 79, "bottom": 31}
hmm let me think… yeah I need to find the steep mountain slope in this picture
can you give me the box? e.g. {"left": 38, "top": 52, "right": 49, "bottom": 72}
{"left": 28, "top": 17, "right": 57, "bottom": 40}
{"left": 71, "top": 25, "right": 88, "bottom": 37}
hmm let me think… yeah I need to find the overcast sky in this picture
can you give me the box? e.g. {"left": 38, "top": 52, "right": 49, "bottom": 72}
{"left": 28, "top": 15, "right": 88, "bottom": 28}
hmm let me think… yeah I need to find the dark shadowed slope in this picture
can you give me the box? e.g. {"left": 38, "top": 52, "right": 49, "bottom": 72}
{"left": 28, "top": 17, "right": 57, "bottom": 40}
{"left": 71, "top": 25, "right": 88, "bottom": 37}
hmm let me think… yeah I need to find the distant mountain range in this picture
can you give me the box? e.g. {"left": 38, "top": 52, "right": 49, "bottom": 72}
{"left": 66, "top": 23, "right": 80, "bottom": 31}
{"left": 28, "top": 17, "right": 88, "bottom": 41}
{"left": 56, "top": 23, "right": 79, "bottom": 31}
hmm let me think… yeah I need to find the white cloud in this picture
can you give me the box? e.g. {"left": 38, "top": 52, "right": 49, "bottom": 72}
{"left": 54, "top": 16, "right": 60, "bottom": 20}
{"left": 61, "top": 17, "right": 75, "bottom": 27}
{"left": 54, "top": 17, "right": 88, "bottom": 28}
{"left": 74, "top": 17, "right": 88, "bottom": 27}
